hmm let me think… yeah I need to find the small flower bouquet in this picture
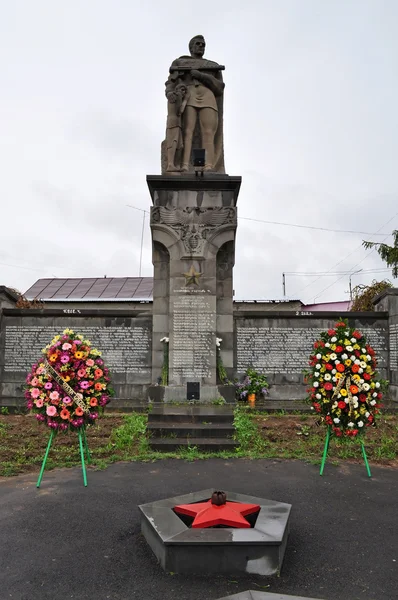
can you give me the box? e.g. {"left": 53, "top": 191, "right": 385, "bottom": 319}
{"left": 236, "top": 368, "right": 269, "bottom": 400}
{"left": 25, "top": 329, "right": 113, "bottom": 431}
{"left": 305, "top": 319, "right": 386, "bottom": 438}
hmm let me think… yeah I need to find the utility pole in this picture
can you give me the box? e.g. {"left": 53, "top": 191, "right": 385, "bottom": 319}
{"left": 349, "top": 269, "right": 363, "bottom": 301}
{"left": 126, "top": 204, "right": 150, "bottom": 277}
{"left": 282, "top": 272, "right": 286, "bottom": 297}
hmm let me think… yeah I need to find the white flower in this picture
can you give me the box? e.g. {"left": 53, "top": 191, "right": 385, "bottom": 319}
{"left": 372, "top": 392, "right": 378, "bottom": 398}
{"left": 325, "top": 342, "right": 330, "bottom": 348}
{"left": 337, "top": 393, "right": 341, "bottom": 398}
{"left": 351, "top": 338, "right": 357, "bottom": 344}
{"left": 335, "top": 360, "right": 340, "bottom": 365}
{"left": 345, "top": 330, "right": 350, "bottom": 336}
{"left": 332, "top": 377, "right": 337, "bottom": 382}
{"left": 367, "top": 355, "right": 372, "bottom": 361}
{"left": 216, "top": 337, "right": 222, "bottom": 347}
{"left": 313, "top": 381, "right": 319, "bottom": 387}
{"left": 348, "top": 422, "right": 354, "bottom": 428}
{"left": 352, "top": 396, "right": 358, "bottom": 401}
{"left": 316, "top": 353, "right": 322, "bottom": 360}
{"left": 316, "top": 364, "right": 321, "bottom": 370}
{"left": 346, "top": 345, "right": 353, "bottom": 352}
{"left": 345, "top": 398, "right": 349, "bottom": 404}
{"left": 362, "top": 348, "right": 366, "bottom": 353}
{"left": 350, "top": 355, "right": 356, "bottom": 361}
{"left": 333, "top": 418, "right": 340, "bottom": 424}
{"left": 316, "top": 393, "right": 322, "bottom": 400}
{"left": 365, "top": 411, "right": 370, "bottom": 418}
{"left": 370, "top": 399, "right": 376, "bottom": 406}
{"left": 330, "top": 353, "right": 337, "bottom": 360}
{"left": 362, "top": 383, "right": 370, "bottom": 391}
{"left": 358, "top": 420, "right": 364, "bottom": 428}
{"left": 332, "top": 401, "right": 338, "bottom": 408}
{"left": 354, "top": 359, "right": 361, "bottom": 365}
{"left": 375, "top": 382, "right": 380, "bottom": 389}
{"left": 310, "top": 406, "right": 314, "bottom": 410}
{"left": 160, "top": 337, "right": 169, "bottom": 343}
{"left": 331, "top": 337, "right": 337, "bottom": 343}
{"left": 332, "top": 369, "right": 336, "bottom": 374}
{"left": 353, "top": 400, "right": 359, "bottom": 408}
{"left": 341, "top": 354, "right": 348, "bottom": 360}
{"left": 314, "top": 372, "right": 320, "bottom": 377}
{"left": 359, "top": 378, "right": 364, "bottom": 383}
{"left": 324, "top": 374, "right": 331, "bottom": 381}
{"left": 360, "top": 361, "right": 367, "bottom": 369}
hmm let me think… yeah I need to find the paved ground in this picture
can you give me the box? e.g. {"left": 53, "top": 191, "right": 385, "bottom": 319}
{"left": 0, "top": 458, "right": 397, "bottom": 600}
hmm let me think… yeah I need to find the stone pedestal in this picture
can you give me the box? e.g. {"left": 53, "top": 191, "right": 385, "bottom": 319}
{"left": 148, "top": 174, "right": 241, "bottom": 401}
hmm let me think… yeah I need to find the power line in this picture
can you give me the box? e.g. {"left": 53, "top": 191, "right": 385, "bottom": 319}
{"left": 125, "top": 202, "right": 391, "bottom": 237}
{"left": 126, "top": 205, "right": 150, "bottom": 214}
{"left": 239, "top": 215, "right": 389, "bottom": 236}
{"left": 293, "top": 211, "right": 398, "bottom": 298}
{"left": 284, "top": 268, "right": 390, "bottom": 276}
{"left": 0, "top": 261, "right": 44, "bottom": 273}
{"left": 310, "top": 227, "right": 396, "bottom": 302}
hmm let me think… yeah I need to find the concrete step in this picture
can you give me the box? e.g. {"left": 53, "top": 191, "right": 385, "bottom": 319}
{"left": 148, "top": 405, "right": 235, "bottom": 423}
{"left": 149, "top": 437, "right": 238, "bottom": 452}
{"left": 148, "top": 422, "right": 235, "bottom": 438}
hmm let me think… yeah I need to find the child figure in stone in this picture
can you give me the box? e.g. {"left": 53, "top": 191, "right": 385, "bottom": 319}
{"left": 165, "top": 82, "right": 188, "bottom": 172}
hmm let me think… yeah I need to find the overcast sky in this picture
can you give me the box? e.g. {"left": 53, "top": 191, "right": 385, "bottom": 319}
{"left": 1, "top": 0, "right": 397, "bottom": 303}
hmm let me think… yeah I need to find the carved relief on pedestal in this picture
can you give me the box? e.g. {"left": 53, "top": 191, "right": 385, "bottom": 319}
{"left": 150, "top": 206, "right": 237, "bottom": 256}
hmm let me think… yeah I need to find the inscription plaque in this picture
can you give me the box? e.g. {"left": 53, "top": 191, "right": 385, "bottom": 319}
{"left": 4, "top": 325, "right": 151, "bottom": 374}
{"left": 390, "top": 323, "right": 398, "bottom": 371}
{"left": 236, "top": 325, "right": 388, "bottom": 374}
{"left": 171, "top": 294, "right": 215, "bottom": 379}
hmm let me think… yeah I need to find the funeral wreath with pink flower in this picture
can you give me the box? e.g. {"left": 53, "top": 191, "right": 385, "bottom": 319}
{"left": 25, "top": 329, "right": 113, "bottom": 431}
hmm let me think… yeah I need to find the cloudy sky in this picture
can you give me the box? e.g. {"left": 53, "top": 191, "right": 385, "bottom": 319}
{"left": 1, "top": 0, "right": 397, "bottom": 303}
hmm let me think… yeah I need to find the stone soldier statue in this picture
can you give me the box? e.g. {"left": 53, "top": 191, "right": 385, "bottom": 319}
{"left": 162, "top": 35, "right": 225, "bottom": 174}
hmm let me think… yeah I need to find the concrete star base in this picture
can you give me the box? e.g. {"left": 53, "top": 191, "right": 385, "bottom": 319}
{"left": 139, "top": 489, "right": 291, "bottom": 576}
{"left": 215, "top": 592, "right": 325, "bottom": 600}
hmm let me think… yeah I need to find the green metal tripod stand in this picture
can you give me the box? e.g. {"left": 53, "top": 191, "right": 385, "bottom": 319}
{"left": 36, "top": 427, "right": 91, "bottom": 488}
{"left": 320, "top": 426, "right": 372, "bottom": 477}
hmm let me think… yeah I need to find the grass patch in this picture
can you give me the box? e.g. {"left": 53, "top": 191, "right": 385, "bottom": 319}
{"left": 110, "top": 413, "right": 149, "bottom": 454}
{"left": 0, "top": 412, "right": 396, "bottom": 477}
{"left": 233, "top": 405, "right": 268, "bottom": 454}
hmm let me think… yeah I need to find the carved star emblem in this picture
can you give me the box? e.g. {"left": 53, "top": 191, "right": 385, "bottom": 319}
{"left": 173, "top": 499, "right": 260, "bottom": 528}
{"left": 183, "top": 265, "right": 202, "bottom": 286}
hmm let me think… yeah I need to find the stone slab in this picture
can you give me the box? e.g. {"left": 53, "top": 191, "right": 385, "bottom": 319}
{"left": 139, "top": 489, "right": 291, "bottom": 576}
{"left": 146, "top": 174, "right": 242, "bottom": 204}
{"left": 163, "top": 385, "right": 225, "bottom": 402}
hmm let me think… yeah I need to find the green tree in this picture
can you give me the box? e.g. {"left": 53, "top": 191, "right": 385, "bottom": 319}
{"left": 363, "top": 230, "right": 398, "bottom": 278}
{"left": 350, "top": 279, "right": 392, "bottom": 312}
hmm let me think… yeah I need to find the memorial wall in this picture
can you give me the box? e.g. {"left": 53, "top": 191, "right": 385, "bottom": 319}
{"left": 234, "top": 312, "right": 389, "bottom": 399}
{"left": 0, "top": 306, "right": 394, "bottom": 407}
{"left": 0, "top": 309, "right": 152, "bottom": 408}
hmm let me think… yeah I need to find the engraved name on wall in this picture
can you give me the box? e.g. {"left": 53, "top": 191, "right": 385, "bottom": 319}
{"left": 171, "top": 295, "right": 215, "bottom": 379}
{"left": 4, "top": 325, "right": 151, "bottom": 374}
{"left": 390, "top": 323, "right": 398, "bottom": 371}
{"left": 236, "top": 325, "right": 388, "bottom": 374}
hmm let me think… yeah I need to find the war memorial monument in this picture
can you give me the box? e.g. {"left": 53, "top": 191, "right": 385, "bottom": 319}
{"left": 0, "top": 35, "right": 397, "bottom": 411}
{"left": 149, "top": 34, "right": 240, "bottom": 402}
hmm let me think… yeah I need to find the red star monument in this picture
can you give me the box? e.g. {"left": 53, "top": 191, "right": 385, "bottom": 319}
{"left": 174, "top": 499, "right": 260, "bottom": 528}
